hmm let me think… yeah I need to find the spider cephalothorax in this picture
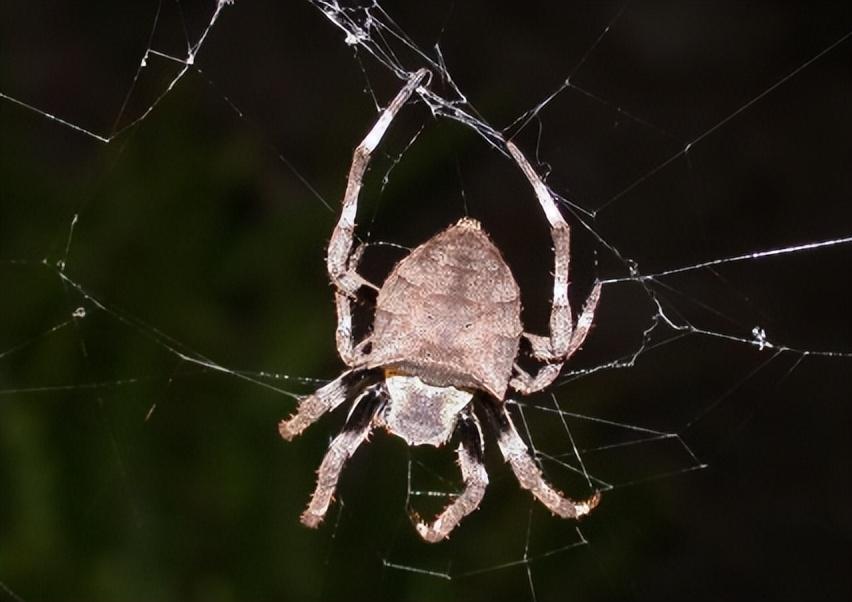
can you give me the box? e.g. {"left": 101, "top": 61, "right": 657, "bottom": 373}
{"left": 279, "top": 69, "right": 602, "bottom": 542}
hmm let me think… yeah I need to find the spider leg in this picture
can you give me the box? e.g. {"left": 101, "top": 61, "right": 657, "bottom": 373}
{"left": 484, "top": 398, "right": 600, "bottom": 519}
{"left": 279, "top": 369, "right": 380, "bottom": 441}
{"left": 327, "top": 69, "right": 430, "bottom": 366}
{"left": 506, "top": 141, "right": 602, "bottom": 393}
{"left": 415, "top": 408, "right": 488, "bottom": 543}
{"left": 509, "top": 362, "right": 562, "bottom": 396}
{"left": 509, "top": 284, "right": 601, "bottom": 394}
{"left": 301, "top": 384, "right": 388, "bottom": 528}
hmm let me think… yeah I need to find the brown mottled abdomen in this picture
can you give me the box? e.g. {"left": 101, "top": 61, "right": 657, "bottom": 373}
{"left": 365, "top": 218, "right": 522, "bottom": 398}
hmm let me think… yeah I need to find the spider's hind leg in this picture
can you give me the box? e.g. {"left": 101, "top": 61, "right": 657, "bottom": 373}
{"left": 327, "top": 69, "right": 430, "bottom": 366}
{"left": 506, "top": 141, "right": 602, "bottom": 393}
{"left": 414, "top": 407, "right": 489, "bottom": 543}
{"left": 301, "top": 384, "right": 388, "bottom": 528}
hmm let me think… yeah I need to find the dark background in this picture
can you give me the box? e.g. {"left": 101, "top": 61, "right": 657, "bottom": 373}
{"left": 1, "top": 1, "right": 851, "bottom": 601}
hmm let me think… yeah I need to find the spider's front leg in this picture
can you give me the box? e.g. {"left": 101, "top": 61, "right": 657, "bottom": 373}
{"left": 278, "top": 368, "right": 381, "bottom": 441}
{"left": 484, "top": 399, "right": 600, "bottom": 519}
{"left": 506, "top": 141, "right": 602, "bottom": 394}
{"left": 301, "top": 384, "right": 388, "bottom": 528}
{"left": 326, "top": 69, "right": 430, "bottom": 366}
{"left": 414, "top": 408, "right": 489, "bottom": 543}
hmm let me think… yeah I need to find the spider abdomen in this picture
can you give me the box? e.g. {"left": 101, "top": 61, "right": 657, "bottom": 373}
{"left": 366, "top": 217, "right": 522, "bottom": 398}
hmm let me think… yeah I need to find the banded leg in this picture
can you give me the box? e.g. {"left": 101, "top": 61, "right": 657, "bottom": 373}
{"left": 509, "top": 283, "right": 602, "bottom": 394}
{"left": 415, "top": 408, "right": 488, "bottom": 543}
{"left": 278, "top": 369, "right": 379, "bottom": 441}
{"left": 506, "top": 141, "right": 602, "bottom": 393}
{"left": 301, "top": 385, "right": 388, "bottom": 527}
{"left": 485, "top": 399, "right": 600, "bottom": 518}
{"left": 327, "top": 69, "right": 431, "bottom": 365}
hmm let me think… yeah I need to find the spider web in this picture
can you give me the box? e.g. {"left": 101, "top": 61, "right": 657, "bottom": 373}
{"left": 1, "top": 1, "right": 851, "bottom": 601}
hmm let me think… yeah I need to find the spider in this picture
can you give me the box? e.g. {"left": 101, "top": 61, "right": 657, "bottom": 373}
{"left": 279, "top": 69, "right": 602, "bottom": 543}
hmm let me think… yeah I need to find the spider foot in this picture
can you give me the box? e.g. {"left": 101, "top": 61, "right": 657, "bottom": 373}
{"left": 549, "top": 490, "right": 601, "bottom": 519}
{"left": 414, "top": 519, "right": 451, "bottom": 543}
{"left": 521, "top": 475, "right": 601, "bottom": 519}
{"left": 300, "top": 509, "right": 326, "bottom": 529}
{"left": 278, "top": 416, "right": 300, "bottom": 441}
{"left": 279, "top": 402, "right": 321, "bottom": 440}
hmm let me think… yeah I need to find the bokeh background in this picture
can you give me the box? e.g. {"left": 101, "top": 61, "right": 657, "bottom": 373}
{"left": 1, "top": 1, "right": 851, "bottom": 601}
